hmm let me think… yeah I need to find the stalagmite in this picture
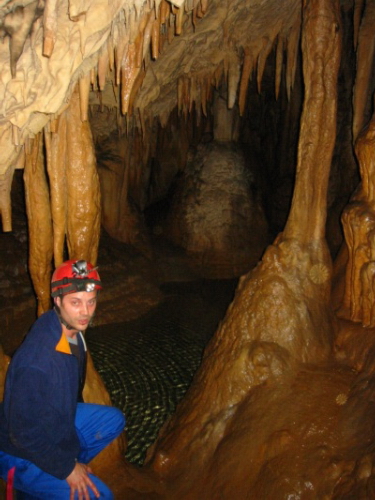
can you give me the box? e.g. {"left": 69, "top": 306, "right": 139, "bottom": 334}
{"left": 65, "top": 88, "right": 101, "bottom": 264}
{"left": 352, "top": 0, "right": 375, "bottom": 141}
{"left": 24, "top": 134, "right": 53, "bottom": 315}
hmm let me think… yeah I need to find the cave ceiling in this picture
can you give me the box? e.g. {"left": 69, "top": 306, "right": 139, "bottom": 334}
{"left": 0, "top": 0, "right": 307, "bottom": 174}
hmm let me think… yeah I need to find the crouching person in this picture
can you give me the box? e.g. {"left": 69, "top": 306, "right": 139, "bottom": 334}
{"left": 0, "top": 260, "right": 125, "bottom": 499}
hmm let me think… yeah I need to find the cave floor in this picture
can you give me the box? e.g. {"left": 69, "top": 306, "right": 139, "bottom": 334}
{"left": 87, "top": 277, "right": 238, "bottom": 465}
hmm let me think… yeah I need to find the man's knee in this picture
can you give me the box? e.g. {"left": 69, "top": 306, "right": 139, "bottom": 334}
{"left": 107, "top": 406, "right": 126, "bottom": 438}
{"left": 89, "top": 474, "right": 114, "bottom": 500}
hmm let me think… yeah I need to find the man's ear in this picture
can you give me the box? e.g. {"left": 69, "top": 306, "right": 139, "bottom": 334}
{"left": 54, "top": 296, "right": 61, "bottom": 308}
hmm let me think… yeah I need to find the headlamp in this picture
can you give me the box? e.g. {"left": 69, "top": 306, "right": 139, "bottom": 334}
{"left": 85, "top": 283, "right": 96, "bottom": 292}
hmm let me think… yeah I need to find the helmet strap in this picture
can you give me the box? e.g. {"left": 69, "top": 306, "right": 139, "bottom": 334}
{"left": 54, "top": 304, "right": 75, "bottom": 331}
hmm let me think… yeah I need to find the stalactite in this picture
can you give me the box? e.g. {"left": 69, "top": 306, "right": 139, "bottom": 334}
{"left": 12, "top": 125, "right": 20, "bottom": 146}
{"left": 44, "top": 118, "right": 67, "bottom": 267}
{"left": 275, "top": 34, "right": 284, "bottom": 100}
{"left": 151, "top": 18, "right": 160, "bottom": 59}
{"left": 200, "top": 0, "right": 208, "bottom": 15}
{"left": 79, "top": 73, "right": 91, "bottom": 122}
{"left": 257, "top": 37, "right": 273, "bottom": 93}
{"left": 115, "top": 25, "right": 130, "bottom": 86}
{"left": 352, "top": 0, "right": 375, "bottom": 142}
{"left": 90, "top": 67, "right": 97, "bottom": 89}
{"left": 174, "top": 6, "right": 184, "bottom": 35}
{"left": 168, "top": 13, "right": 175, "bottom": 43}
{"left": 0, "top": 165, "right": 15, "bottom": 232}
{"left": 189, "top": 77, "right": 196, "bottom": 113}
{"left": 353, "top": 0, "right": 364, "bottom": 48}
{"left": 238, "top": 49, "right": 252, "bottom": 116}
{"left": 143, "top": 11, "right": 155, "bottom": 60}
{"left": 108, "top": 35, "right": 114, "bottom": 71}
{"left": 128, "top": 67, "right": 146, "bottom": 115}
{"left": 177, "top": 77, "right": 190, "bottom": 116}
{"left": 201, "top": 77, "right": 207, "bottom": 116}
{"left": 135, "top": 11, "right": 148, "bottom": 68}
{"left": 24, "top": 134, "right": 53, "bottom": 316}
{"left": 65, "top": 88, "right": 101, "bottom": 264}
{"left": 42, "top": 0, "right": 57, "bottom": 57}
{"left": 228, "top": 55, "right": 240, "bottom": 109}
{"left": 98, "top": 47, "right": 109, "bottom": 91}
{"left": 160, "top": 0, "right": 170, "bottom": 25}
{"left": 121, "top": 38, "right": 143, "bottom": 114}
{"left": 285, "top": 16, "right": 301, "bottom": 100}
{"left": 127, "top": 5, "right": 138, "bottom": 43}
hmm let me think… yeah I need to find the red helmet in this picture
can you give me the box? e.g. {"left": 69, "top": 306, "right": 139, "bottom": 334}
{"left": 51, "top": 260, "right": 102, "bottom": 297}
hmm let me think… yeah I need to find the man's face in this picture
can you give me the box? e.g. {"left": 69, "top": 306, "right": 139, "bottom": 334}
{"left": 55, "top": 290, "right": 97, "bottom": 337}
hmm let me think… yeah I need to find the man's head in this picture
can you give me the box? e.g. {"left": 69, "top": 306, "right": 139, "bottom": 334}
{"left": 51, "top": 260, "right": 102, "bottom": 335}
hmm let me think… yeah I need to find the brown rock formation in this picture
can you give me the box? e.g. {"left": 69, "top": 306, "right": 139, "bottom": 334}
{"left": 1, "top": 0, "right": 375, "bottom": 498}
{"left": 165, "top": 141, "right": 269, "bottom": 277}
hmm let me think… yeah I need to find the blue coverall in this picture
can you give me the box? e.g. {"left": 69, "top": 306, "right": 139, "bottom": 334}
{"left": 0, "top": 309, "right": 125, "bottom": 498}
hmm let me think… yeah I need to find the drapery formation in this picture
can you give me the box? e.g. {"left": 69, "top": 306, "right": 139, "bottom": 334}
{"left": 24, "top": 86, "right": 101, "bottom": 315}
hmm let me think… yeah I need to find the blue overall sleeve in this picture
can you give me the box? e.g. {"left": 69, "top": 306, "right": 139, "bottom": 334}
{"left": 6, "top": 366, "right": 80, "bottom": 480}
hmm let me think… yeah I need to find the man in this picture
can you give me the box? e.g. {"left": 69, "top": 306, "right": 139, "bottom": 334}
{"left": 0, "top": 259, "right": 125, "bottom": 499}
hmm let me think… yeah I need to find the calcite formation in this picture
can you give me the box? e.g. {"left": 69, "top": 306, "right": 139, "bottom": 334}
{"left": 0, "top": 0, "right": 375, "bottom": 498}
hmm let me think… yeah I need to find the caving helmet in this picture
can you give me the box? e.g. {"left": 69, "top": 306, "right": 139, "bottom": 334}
{"left": 51, "top": 259, "right": 102, "bottom": 297}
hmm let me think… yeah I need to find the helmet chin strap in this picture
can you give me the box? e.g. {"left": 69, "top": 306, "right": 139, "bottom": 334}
{"left": 54, "top": 304, "right": 75, "bottom": 331}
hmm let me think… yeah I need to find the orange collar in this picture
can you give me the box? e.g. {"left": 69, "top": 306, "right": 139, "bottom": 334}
{"left": 55, "top": 332, "right": 71, "bottom": 354}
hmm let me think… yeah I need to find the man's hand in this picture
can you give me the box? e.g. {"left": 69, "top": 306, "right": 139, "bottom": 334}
{"left": 66, "top": 462, "right": 100, "bottom": 500}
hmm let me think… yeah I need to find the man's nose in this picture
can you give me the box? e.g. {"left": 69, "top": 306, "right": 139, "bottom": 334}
{"left": 81, "top": 302, "right": 90, "bottom": 315}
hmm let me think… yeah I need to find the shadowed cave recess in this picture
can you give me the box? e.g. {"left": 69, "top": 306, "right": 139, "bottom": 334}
{"left": 2, "top": 0, "right": 375, "bottom": 498}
